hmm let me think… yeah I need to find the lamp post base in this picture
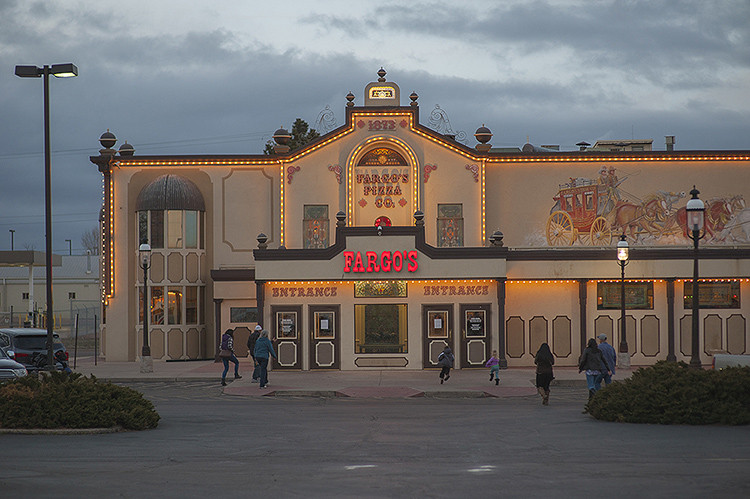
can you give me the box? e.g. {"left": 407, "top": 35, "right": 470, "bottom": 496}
{"left": 617, "top": 352, "right": 631, "bottom": 369}
{"left": 139, "top": 355, "right": 154, "bottom": 373}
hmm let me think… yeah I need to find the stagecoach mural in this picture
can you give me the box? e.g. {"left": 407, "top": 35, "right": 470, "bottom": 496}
{"left": 525, "top": 166, "right": 749, "bottom": 246}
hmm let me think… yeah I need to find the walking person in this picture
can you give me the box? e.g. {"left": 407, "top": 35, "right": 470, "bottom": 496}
{"left": 437, "top": 345, "right": 454, "bottom": 384}
{"left": 253, "top": 329, "right": 277, "bottom": 389}
{"left": 247, "top": 325, "right": 262, "bottom": 383}
{"left": 597, "top": 333, "right": 616, "bottom": 386}
{"left": 219, "top": 329, "right": 242, "bottom": 386}
{"left": 534, "top": 343, "right": 555, "bottom": 405}
{"left": 486, "top": 350, "right": 500, "bottom": 385}
{"left": 578, "top": 338, "right": 609, "bottom": 400}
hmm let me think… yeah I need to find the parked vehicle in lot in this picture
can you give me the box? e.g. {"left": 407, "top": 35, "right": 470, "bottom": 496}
{"left": 0, "top": 346, "right": 27, "bottom": 380}
{"left": 712, "top": 354, "right": 750, "bottom": 370}
{"left": 0, "top": 328, "right": 68, "bottom": 371}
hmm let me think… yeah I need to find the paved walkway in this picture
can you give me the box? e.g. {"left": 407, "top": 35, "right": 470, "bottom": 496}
{"left": 72, "top": 356, "right": 635, "bottom": 398}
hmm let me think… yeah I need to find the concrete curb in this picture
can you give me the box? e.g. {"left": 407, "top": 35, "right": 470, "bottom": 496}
{"left": 0, "top": 426, "right": 124, "bottom": 435}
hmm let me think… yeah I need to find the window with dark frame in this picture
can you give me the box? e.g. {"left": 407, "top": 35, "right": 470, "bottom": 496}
{"left": 437, "top": 203, "right": 463, "bottom": 247}
{"left": 303, "top": 205, "right": 329, "bottom": 249}
{"left": 230, "top": 307, "right": 258, "bottom": 323}
{"left": 683, "top": 280, "right": 740, "bottom": 309}
{"left": 597, "top": 282, "right": 654, "bottom": 310}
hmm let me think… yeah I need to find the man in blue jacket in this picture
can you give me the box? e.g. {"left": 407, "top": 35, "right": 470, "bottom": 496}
{"left": 253, "top": 329, "right": 277, "bottom": 389}
{"left": 597, "top": 334, "right": 617, "bottom": 386}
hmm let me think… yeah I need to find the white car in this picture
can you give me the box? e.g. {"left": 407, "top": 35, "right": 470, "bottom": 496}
{"left": 0, "top": 346, "right": 27, "bottom": 380}
{"left": 712, "top": 354, "right": 750, "bottom": 370}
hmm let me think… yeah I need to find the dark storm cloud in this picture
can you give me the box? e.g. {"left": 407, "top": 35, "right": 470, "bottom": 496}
{"left": 305, "top": 0, "right": 750, "bottom": 88}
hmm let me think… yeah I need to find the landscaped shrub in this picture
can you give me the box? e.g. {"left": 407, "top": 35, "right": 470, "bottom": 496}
{"left": 585, "top": 361, "right": 750, "bottom": 425}
{"left": 0, "top": 372, "right": 160, "bottom": 430}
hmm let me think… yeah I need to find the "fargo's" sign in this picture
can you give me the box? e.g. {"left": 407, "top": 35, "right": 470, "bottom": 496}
{"left": 344, "top": 250, "right": 418, "bottom": 273}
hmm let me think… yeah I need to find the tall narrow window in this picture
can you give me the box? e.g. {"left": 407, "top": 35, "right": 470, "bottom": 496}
{"left": 185, "top": 211, "right": 198, "bottom": 248}
{"left": 303, "top": 205, "right": 329, "bottom": 249}
{"left": 151, "top": 286, "right": 164, "bottom": 325}
{"left": 185, "top": 286, "right": 198, "bottom": 324}
{"left": 437, "top": 204, "right": 463, "bottom": 247}
{"left": 168, "top": 286, "right": 182, "bottom": 324}
{"left": 138, "top": 211, "right": 148, "bottom": 244}
{"left": 150, "top": 211, "right": 164, "bottom": 249}
{"left": 167, "top": 210, "right": 183, "bottom": 248}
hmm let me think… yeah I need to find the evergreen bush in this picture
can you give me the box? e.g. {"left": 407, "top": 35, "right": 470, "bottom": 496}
{"left": 0, "top": 372, "right": 160, "bottom": 430}
{"left": 585, "top": 361, "right": 750, "bottom": 425}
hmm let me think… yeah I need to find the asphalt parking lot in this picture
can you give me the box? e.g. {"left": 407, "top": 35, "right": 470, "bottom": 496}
{"left": 2, "top": 382, "right": 749, "bottom": 498}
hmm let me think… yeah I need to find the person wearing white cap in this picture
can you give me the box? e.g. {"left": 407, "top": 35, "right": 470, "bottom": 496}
{"left": 597, "top": 333, "right": 617, "bottom": 386}
{"left": 247, "top": 325, "right": 262, "bottom": 383}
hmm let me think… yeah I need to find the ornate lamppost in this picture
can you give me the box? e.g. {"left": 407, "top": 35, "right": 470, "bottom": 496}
{"left": 617, "top": 234, "right": 630, "bottom": 368}
{"left": 685, "top": 186, "right": 705, "bottom": 369}
{"left": 15, "top": 63, "right": 78, "bottom": 370}
{"left": 139, "top": 242, "right": 153, "bottom": 373}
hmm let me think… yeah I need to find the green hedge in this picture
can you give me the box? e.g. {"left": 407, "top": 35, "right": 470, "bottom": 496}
{"left": 585, "top": 361, "right": 750, "bottom": 425}
{"left": 0, "top": 372, "right": 160, "bottom": 430}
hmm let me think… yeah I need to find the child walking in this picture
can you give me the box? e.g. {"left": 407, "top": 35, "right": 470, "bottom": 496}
{"left": 485, "top": 350, "right": 500, "bottom": 385}
{"left": 437, "top": 345, "right": 454, "bottom": 384}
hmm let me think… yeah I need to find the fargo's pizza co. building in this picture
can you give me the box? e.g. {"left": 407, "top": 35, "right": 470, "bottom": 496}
{"left": 91, "top": 70, "right": 750, "bottom": 370}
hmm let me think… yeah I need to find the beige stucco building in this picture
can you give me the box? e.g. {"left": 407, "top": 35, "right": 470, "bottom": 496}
{"left": 91, "top": 70, "right": 750, "bottom": 370}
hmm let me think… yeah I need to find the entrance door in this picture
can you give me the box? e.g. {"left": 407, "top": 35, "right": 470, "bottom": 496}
{"left": 423, "top": 305, "right": 453, "bottom": 368}
{"left": 459, "top": 304, "right": 491, "bottom": 368}
{"left": 271, "top": 305, "right": 302, "bottom": 370}
{"left": 309, "top": 305, "right": 340, "bottom": 369}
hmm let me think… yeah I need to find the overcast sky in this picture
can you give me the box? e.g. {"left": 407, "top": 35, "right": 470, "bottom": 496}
{"left": 1, "top": 0, "right": 749, "bottom": 254}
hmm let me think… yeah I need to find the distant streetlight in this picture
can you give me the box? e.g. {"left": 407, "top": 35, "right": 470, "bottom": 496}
{"left": 9, "top": 229, "right": 14, "bottom": 250}
{"left": 65, "top": 239, "right": 72, "bottom": 256}
{"left": 15, "top": 62, "right": 78, "bottom": 370}
{"left": 685, "top": 186, "right": 706, "bottom": 369}
{"left": 617, "top": 233, "right": 630, "bottom": 368}
{"left": 139, "top": 242, "right": 153, "bottom": 373}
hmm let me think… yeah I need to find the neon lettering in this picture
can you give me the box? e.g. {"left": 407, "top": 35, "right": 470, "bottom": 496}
{"left": 366, "top": 251, "right": 380, "bottom": 272}
{"left": 343, "top": 251, "right": 354, "bottom": 272}
{"left": 407, "top": 250, "right": 418, "bottom": 272}
{"left": 380, "top": 251, "right": 392, "bottom": 272}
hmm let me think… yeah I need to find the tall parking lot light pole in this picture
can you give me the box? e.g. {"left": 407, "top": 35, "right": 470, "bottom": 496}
{"left": 685, "top": 186, "right": 706, "bottom": 369}
{"left": 617, "top": 233, "right": 630, "bottom": 368}
{"left": 15, "top": 63, "right": 78, "bottom": 370}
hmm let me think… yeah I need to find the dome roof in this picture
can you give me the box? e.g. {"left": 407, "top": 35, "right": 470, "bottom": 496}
{"left": 136, "top": 174, "right": 205, "bottom": 212}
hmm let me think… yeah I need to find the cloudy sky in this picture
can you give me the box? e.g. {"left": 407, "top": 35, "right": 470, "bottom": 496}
{"left": 1, "top": 0, "right": 748, "bottom": 254}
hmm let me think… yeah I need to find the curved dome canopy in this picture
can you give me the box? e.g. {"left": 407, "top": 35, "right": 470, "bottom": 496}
{"left": 136, "top": 174, "right": 205, "bottom": 212}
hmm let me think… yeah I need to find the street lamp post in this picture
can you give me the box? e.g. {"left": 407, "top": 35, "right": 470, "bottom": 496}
{"left": 9, "top": 229, "right": 15, "bottom": 250}
{"left": 65, "top": 239, "right": 72, "bottom": 255}
{"left": 15, "top": 63, "right": 78, "bottom": 370}
{"left": 685, "top": 186, "right": 706, "bottom": 369}
{"left": 139, "top": 242, "right": 153, "bottom": 373}
{"left": 617, "top": 233, "right": 630, "bottom": 368}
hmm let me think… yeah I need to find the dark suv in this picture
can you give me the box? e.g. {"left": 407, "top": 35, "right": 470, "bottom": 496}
{"left": 0, "top": 328, "right": 68, "bottom": 370}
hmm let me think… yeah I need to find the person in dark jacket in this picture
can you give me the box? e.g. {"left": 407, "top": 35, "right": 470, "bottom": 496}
{"left": 597, "top": 333, "right": 617, "bottom": 386}
{"left": 253, "top": 330, "right": 277, "bottom": 389}
{"left": 534, "top": 343, "right": 555, "bottom": 405}
{"left": 437, "top": 345, "right": 454, "bottom": 384}
{"left": 219, "top": 329, "right": 241, "bottom": 386}
{"left": 579, "top": 338, "right": 610, "bottom": 399}
{"left": 247, "top": 325, "right": 262, "bottom": 383}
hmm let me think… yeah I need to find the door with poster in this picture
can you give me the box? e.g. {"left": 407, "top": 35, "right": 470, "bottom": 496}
{"left": 423, "top": 305, "right": 453, "bottom": 369}
{"left": 459, "top": 304, "right": 491, "bottom": 368}
{"left": 271, "top": 305, "right": 302, "bottom": 370}
{"left": 309, "top": 305, "right": 340, "bottom": 370}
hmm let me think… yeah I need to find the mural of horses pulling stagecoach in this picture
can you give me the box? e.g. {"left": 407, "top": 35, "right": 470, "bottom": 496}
{"left": 545, "top": 166, "right": 747, "bottom": 246}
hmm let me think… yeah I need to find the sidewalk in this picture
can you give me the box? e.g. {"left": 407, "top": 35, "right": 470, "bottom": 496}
{"left": 72, "top": 356, "right": 634, "bottom": 398}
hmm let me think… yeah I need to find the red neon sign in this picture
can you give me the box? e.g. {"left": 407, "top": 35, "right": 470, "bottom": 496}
{"left": 343, "top": 250, "right": 418, "bottom": 273}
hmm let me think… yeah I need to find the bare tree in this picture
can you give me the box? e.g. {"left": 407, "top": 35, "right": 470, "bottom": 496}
{"left": 81, "top": 227, "right": 100, "bottom": 255}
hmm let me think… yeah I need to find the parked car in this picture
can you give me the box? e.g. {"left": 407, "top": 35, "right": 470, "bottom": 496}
{"left": 0, "top": 346, "right": 27, "bottom": 380}
{"left": 712, "top": 354, "right": 750, "bottom": 370}
{"left": 0, "top": 328, "right": 68, "bottom": 371}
